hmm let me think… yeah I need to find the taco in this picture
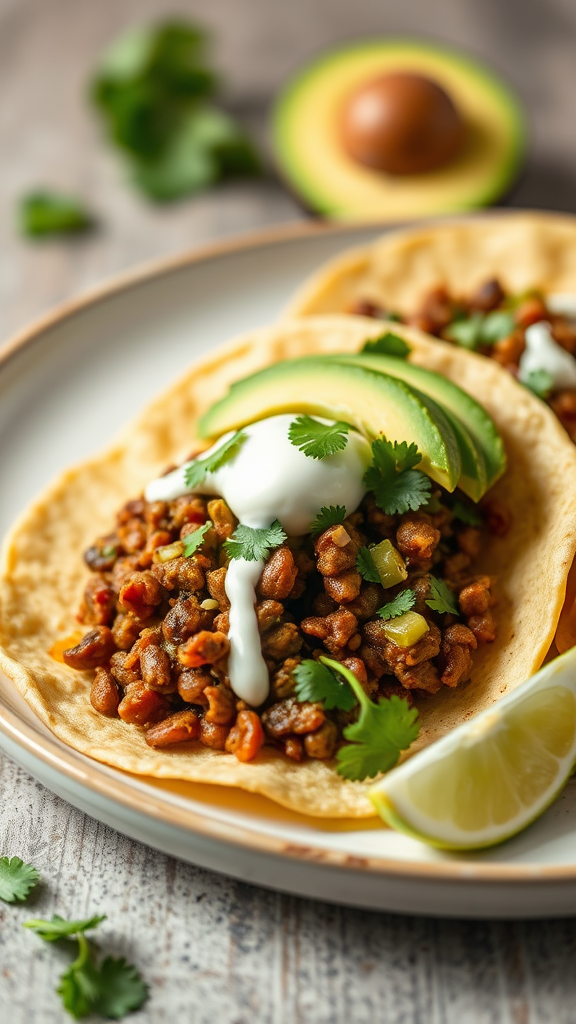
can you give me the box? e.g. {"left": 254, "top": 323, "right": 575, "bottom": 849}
{"left": 1, "top": 315, "right": 576, "bottom": 817}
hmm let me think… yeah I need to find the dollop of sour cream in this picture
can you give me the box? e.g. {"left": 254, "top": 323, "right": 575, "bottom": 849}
{"left": 518, "top": 321, "right": 576, "bottom": 391}
{"left": 145, "top": 414, "right": 372, "bottom": 706}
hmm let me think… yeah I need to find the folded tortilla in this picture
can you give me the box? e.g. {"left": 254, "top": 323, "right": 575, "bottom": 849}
{"left": 285, "top": 211, "right": 576, "bottom": 317}
{"left": 2, "top": 315, "right": 576, "bottom": 817}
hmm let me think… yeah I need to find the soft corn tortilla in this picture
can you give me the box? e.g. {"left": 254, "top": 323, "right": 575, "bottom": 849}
{"left": 285, "top": 211, "right": 576, "bottom": 318}
{"left": 2, "top": 315, "right": 576, "bottom": 817}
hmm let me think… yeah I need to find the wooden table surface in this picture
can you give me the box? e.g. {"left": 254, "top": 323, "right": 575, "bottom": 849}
{"left": 2, "top": 1, "right": 576, "bottom": 1020}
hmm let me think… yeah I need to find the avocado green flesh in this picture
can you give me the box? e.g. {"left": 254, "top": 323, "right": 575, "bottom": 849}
{"left": 317, "top": 352, "right": 505, "bottom": 491}
{"left": 199, "top": 359, "right": 461, "bottom": 491}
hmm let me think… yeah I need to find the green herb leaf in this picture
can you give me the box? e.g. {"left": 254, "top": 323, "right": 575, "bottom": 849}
{"left": 319, "top": 658, "right": 420, "bottom": 781}
{"left": 19, "top": 192, "right": 93, "bottom": 237}
{"left": 361, "top": 332, "right": 410, "bottom": 358}
{"left": 293, "top": 660, "right": 358, "bottom": 712}
{"left": 425, "top": 576, "right": 459, "bottom": 616}
{"left": 444, "top": 312, "right": 486, "bottom": 350}
{"left": 288, "top": 415, "right": 351, "bottom": 459}
{"left": 184, "top": 430, "right": 246, "bottom": 489}
{"left": 23, "top": 914, "right": 106, "bottom": 942}
{"left": 523, "top": 369, "right": 554, "bottom": 399}
{"left": 58, "top": 938, "right": 102, "bottom": 1020}
{"left": 0, "top": 856, "right": 40, "bottom": 903}
{"left": 309, "top": 505, "right": 347, "bottom": 536}
{"left": 480, "top": 310, "right": 515, "bottom": 344}
{"left": 377, "top": 589, "right": 416, "bottom": 621}
{"left": 224, "top": 520, "right": 286, "bottom": 562}
{"left": 356, "top": 546, "right": 381, "bottom": 583}
{"left": 93, "top": 957, "right": 149, "bottom": 1019}
{"left": 182, "top": 522, "right": 211, "bottom": 557}
{"left": 451, "top": 499, "right": 483, "bottom": 527}
{"left": 364, "top": 437, "right": 431, "bottom": 516}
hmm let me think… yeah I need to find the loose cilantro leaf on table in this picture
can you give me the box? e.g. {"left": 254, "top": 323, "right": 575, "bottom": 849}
{"left": 94, "top": 957, "right": 149, "bottom": 1019}
{"left": 0, "top": 856, "right": 40, "bottom": 903}
{"left": 361, "top": 332, "right": 410, "bottom": 358}
{"left": 288, "top": 415, "right": 351, "bottom": 459}
{"left": 318, "top": 658, "right": 420, "bottom": 781}
{"left": 24, "top": 914, "right": 106, "bottom": 941}
{"left": 184, "top": 430, "right": 246, "bottom": 488}
{"left": 356, "top": 546, "right": 381, "bottom": 583}
{"left": 224, "top": 520, "right": 286, "bottom": 562}
{"left": 377, "top": 589, "right": 416, "bottom": 621}
{"left": 182, "top": 521, "right": 211, "bottom": 557}
{"left": 364, "top": 437, "right": 431, "bottom": 516}
{"left": 19, "top": 192, "right": 93, "bottom": 237}
{"left": 523, "top": 369, "right": 554, "bottom": 399}
{"left": 310, "top": 505, "right": 347, "bottom": 536}
{"left": 451, "top": 499, "right": 483, "bottom": 527}
{"left": 293, "top": 660, "right": 358, "bottom": 712}
{"left": 425, "top": 576, "right": 459, "bottom": 616}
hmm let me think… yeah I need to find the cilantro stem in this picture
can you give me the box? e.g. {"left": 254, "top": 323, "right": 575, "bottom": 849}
{"left": 319, "top": 656, "right": 370, "bottom": 711}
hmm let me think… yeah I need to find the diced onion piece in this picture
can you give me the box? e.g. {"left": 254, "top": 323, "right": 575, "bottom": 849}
{"left": 201, "top": 598, "right": 219, "bottom": 610}
{"left": 153, "top": 541, "right": 185, "bottom": 563}
{"left": 383, "top": 611, "right": 429, "bottom": 647}
{"left": 331, "top": 525, "right": 351, "bottom": 547}
{"left": 371, "top": 539, "right": 408, "bottom": 589}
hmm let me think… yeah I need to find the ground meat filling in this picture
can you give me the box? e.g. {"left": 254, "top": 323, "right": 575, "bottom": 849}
{"left": 62, "top": 485, "right": 507, "bottom": 764}
{"left": 350, "top": 282, "right": 576, "bottom": 440}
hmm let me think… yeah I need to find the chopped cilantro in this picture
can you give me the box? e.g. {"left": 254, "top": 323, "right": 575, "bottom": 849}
{"left": 293, "top": 660, "right": 358, "bottom": 712}
{"left": 319, "top": 658, "right": 419, "bottom": 781}
{"left": 224, "top": 520, "right": 286, "bottom": 562}
{"left": 481, "top": 310, "right": 515, "bottom": 344}
{"left": 364, "top": 437, "right": 431, "bottom": 516}
{"left": 310, "top": 505, "right": 347, "bottom": 536}
{"left": 288, "top": 415, "right": 351, "bottom": 459}
{"left": 356, "top": 546, "right": 381, "bottom": 583}
{"left": 19, "top": 191, "right": 93, "bottom": 237}
{"left": 445, "top": 309, "right": 515, "bottom": 350}
{"left": 182, "top": 522, "right": 211, "bottom": 557}
{"left": 184, "top": 430, "right": 246, "bottom": 489}
{"left": 377, "top": 589, "right": 416, "bottom": 621}
{"left": 451, "top": 499, "right": 483, "bottom": 527}
{"left": 0, "top": 856, "right": 39, "bottom": 903}
{"left": 361, "top": 332, "right": 410, "bottom": 358}
{"left": 100, "top": 544, "right": 118, "bottom": 560}
{"left": 425, "top": 576, "right": 459, "bottom": 616}
{"left": 523, "top": 369, "right": 554, "bottom": 399}
{"left": 25, "top": 914, "right": 147, "bottom": 1019}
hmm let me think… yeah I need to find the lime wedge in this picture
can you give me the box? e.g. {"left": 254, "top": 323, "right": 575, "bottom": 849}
{"left": 369, "top": 648, "right": 576, "bottom": 850}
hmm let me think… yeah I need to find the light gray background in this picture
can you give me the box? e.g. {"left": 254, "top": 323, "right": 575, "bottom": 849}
{"left": 2, "top": 0, "right": 576, "bottom": 1020}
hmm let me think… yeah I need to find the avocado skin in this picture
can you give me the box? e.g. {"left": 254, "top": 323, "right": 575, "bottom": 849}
{"left": 198, "top": 358, "right": 462, "bottom": 491}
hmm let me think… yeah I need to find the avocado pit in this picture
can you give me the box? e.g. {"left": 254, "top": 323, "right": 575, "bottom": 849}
{"left": 340, "top": 72, "right": 465, "bottom": 175}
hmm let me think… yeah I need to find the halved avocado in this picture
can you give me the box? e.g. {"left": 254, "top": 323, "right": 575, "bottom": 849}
{"left": 199, "top": 358, "right": 461, "bottom": 491}
{"left": 314, "top": 351, "right": 506, "bottom": 496}
{"left": 271, "top": 39, "right": 525, "bottom": 221}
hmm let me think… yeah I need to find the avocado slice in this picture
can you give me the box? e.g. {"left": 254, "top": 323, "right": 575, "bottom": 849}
{"left": 272, "top": 39, "right": 525, "bottom": 220}
{"left": 315, "top": 352, "right": 506, "bottom": 497}
{"left": 199, "top": 359, "right": 461, "bottom": 491}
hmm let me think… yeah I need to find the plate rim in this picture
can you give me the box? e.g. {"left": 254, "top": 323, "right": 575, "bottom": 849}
{"left": 3, "top": 212, "right": 576, "bottom": 886}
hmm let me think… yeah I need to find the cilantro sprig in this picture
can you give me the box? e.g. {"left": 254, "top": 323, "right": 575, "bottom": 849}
{"left": 182, "top": 521, "right": 211, "bottom": 557}
{"left": 361, "top": 332, "right": 410, "bottom": 358}
{"left": 24, "top": 914, "right": 147, "bottom": 1019}
{"left": 445, "top": 310, "right": 515, "bottom": 350}
{"left": 377, "top": 589, "right": 416, "bottom": 621}
{"left": 184, "top": 430, "right": 246, "bottom": 489}
{"left": 288, "top": 415, "right": 351, "bottom": 459}
{"left": 224, "top": 520, "right": 286, "bottom": 562}
{"left": 523, "top": 369, "right": 554, "bottom": 399}
{"left": 293, "top": 659, "right": 358, "bottom": 712}
{"left": 356, "top": 546, "right": 381, "bottom": 583}
{"left": 315, "top": 658, "right": 419, "bottom": 781}
{"left": 310, "top": 505, "right": 347, "bottom": 536}
{"left": 0, "top": 855, "right": 40, "bottom": 903}
{"left": 364, "top": 437, "right": 431, "bottom": 516}
{"left": 426, "top": 576, "right": 459, "bottom": 616}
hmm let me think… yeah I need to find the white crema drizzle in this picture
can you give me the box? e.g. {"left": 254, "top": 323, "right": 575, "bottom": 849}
{"left": 145, "top": 414, "right": 372, "bottom": 706}
{"left": 518, "top": 294, "right": 576, "bottom": 390}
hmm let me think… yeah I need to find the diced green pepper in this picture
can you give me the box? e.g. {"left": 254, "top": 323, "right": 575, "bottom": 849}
{"left": 370, "top": 539, "right": 408, "bottom": 589}
{"left": 382, "top": 611, "right": 429, "bottom": 647}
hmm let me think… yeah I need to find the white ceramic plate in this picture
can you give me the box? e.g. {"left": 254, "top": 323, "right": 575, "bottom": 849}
{"left": 3, "top": 218, "right": 576, "bottom": 919}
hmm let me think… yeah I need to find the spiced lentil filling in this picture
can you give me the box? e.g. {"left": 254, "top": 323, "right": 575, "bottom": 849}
{"left": 350, "top": 282, "right": 576, "bottom": 441}
{"left": 62, "top": 486, "right": 508, "bottom": 765}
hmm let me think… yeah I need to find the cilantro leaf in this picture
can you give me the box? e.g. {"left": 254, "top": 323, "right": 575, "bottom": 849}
{"left": 364, "top": 437, "right": 431, "bottom": 516}
{"left": 480, "top": 310, "right": 515, "bottom": 344}
{"left": 425, "top": 576, "right": 459, "bottom": 616}
{"left": 94, "top": 957, "right": 149, "bottom": 1019}
{"left": 523, "top": 369, "right": 554, "bottom": 399}
{"left": 58, "top": 940, "right": 102, "bottom": 1020}
{"left": 19, "top": 191, "right": 93, "bottom": 237}
{"left": 451, "top": 499, "right": 483, "bottom": 527}
{"left": 356, "top": 546, "right": 381, "bottom": 583}
{"left": 293, "top": 660, "right": 358, "bottom": 712}
{"left": 0, "top": 856, "right": 39, "bottom": 903}
{"left": 444, "top": 312, "right": 485, "bottom": 350}
{"left": 24, "top": 913, "right": 106, "bottom": 942}
{"left": 377, "top": 589, "right": 416, "bottom": 621}
{"left": 288, "top": 415, "right": 351, "bottom": 459}
{"left": 361, "top": 332, "right": 410, "bottom": 358}
{"left": 184, "top": 430, "right": 246, "bottom": 489}
{"left": 310, "top": 505, "right": 347, "bottom": 536}
{"left": 224, "top": 520, "right": 286, "bottom": 562}
{"left": 182, "top": 522, "right": 211, "bottom": 557}
{"left": 319, "top": 658, "right": 420, "bottom": 781}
